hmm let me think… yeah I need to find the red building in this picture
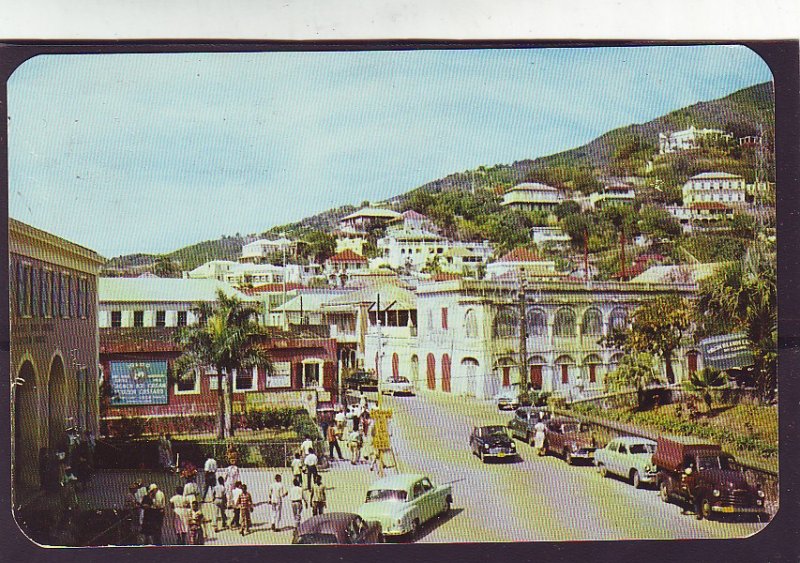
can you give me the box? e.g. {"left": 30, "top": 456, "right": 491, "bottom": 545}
{"left": 99, "top": 327, "right": 338, "bottom": 435}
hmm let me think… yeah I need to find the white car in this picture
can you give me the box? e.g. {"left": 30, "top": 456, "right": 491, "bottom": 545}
{"left": 381, "top": 376, "right": 415, "bottom": 396}
{"left": 494, "top": 388, "right": 519, "bottom": 410}
{"left": 594, "top": 436, "right": 658, "bottom": 488}
{"left": 357, "top": 473, "right": 453, "bottom": 539}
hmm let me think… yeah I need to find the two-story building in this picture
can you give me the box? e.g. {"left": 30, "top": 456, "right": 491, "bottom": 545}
{"left": 500, "top": 182, "right": 563, "bottom": 212}
{"left": 239, "top": 237, "right": 297, "bottom": 263}
{"left": 325, "top": 250, "right": 369, "bottom": 286}
{"left": 486, "top": 247, "right": 560, "bottom": 280}
{"left": 658, "top": 126, "right": 733, "bottom": 154}
{"left": 339, "top": 207, "right": 403, "bottom": 231}
{"left": 10, "top": 219, "right": 105, "bottom": 493}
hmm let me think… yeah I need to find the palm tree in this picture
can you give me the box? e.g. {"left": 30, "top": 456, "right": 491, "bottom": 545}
{"left": 174, "top": 289, "right": 272, "bottom": 439}
{"left": 604, "top": 352, "right": 663, "bottom": 410}
{"left": 684, "top": 366, "right": 727, "bottom": 411}
{"left": 695, "top": 246, "right": 776, "bottom": 400}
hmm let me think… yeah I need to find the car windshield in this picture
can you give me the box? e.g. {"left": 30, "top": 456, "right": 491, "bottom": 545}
{"left": 395, "top": 377, "right": 409, "bottom": 383}
{"left": 366, "top": 489, "right": 407, "bottom": 502}
{"left": 698, "top": 455, "right": 735, "bottom": 471}
{"left": 629, "top": 443, "right": 656, "bottom": 454}
{"left": 296, "top": 533, "right": 339, "bottom": 544}
{"left": 483, "top": 426, "right": 507, "bottom": 437}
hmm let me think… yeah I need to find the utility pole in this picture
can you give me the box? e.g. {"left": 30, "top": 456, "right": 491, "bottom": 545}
{"left": 584, "top": 228, "right": 590, "bottom": 282}
{"left": 518, "top": 277, "right": 528, "bottom": 399}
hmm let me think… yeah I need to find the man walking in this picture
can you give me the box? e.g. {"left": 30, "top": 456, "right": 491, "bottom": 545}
{"left": 303, "top": 449, "right": 319, "bottom": 490}
{"left": 148, "top": 483, "right": 166, "bottom": 545}
{"left": 203, "top": 455, "right": 218, "bottom": 500}
{"left": 267, "top": 474, "right": 288, "bottom": 531}
{"left": 229, "top": 481, "right": 243, "bottom": 529}
{"left": 211, "top": 476, "right": 228, "bottom": 532}
{"left": 310, "top": 474, "right": 328, "bottom": 516}
{"left": 289, "top": 476, "right": 307, "bottom": 531}
{"left": 327, "top": 424, "right": 343, "bottom": 461}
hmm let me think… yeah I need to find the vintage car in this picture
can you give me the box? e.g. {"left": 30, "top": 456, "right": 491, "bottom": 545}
{"left": 293, "top": 513, "right": 383, "bottom": 544}
{"left": 542, "top": 417, "right": 598, "bottom": 464}
{"left": 345, "top": 369, "right": 379, "bottom": 391}
{"left": 594, "top": 436, "right": 658, "bottom": 488}
{"left": 507, "top": 407, "right": 550, "bottom": 443}
{"left": 470, "top": 425, "right": 517, "bottom": 462}
{"left": 381, "top": 376, "right": 415, "bottom": 396}
{"left": 357, "top": 473, "right": 453, "bottom": 538}
{"left": 494, "top": 388, "right": 520, "bottom": 410}
{"left": 653, "top": 436, "right": 767, "bottom": 521}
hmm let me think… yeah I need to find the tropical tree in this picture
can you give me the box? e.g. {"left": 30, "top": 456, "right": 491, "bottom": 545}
{"left": 694, "top": 246, "right": 777, "bottom": 400}
{"left": 604, "top": 352, "right": 662, "bottom": 409}
{"left": 174, "top": 289, "right": 272, "bottom": 439}
{"left": 621, "top": 294, "right": 694, "bottom": 384}
{"left": 302, "top": 230, "right": 336, "bottom": 263}
{"left": 152, "top": 255, "right": 181, "bottom": 278}
{"left": 683, "top": 366, "right": 727, "bottom": 412}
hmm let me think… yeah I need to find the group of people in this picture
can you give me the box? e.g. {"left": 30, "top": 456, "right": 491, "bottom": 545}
{"left": 124, "top": 481, "right": 168, "bottom": 545}
{"left": 326, "top": 394, "right": 386, "bottom": 471}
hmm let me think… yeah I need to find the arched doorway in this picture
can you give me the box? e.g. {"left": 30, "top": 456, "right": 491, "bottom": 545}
{"left": 495, "top": 357, "right": 515, "bottom": 388}
{"left": 48, "top": 355, "right": 69, "bottom": 452}
{"left": 461, "top": 358, "right": 479, "bottom": 397}
{"left": 426, "top": 353, "right": 436, "bottom": 390}
{"left": 392, "top": 353, "right": 399, "bottom": 379}
{"left": 555, "top": 355, "right": 575, "bottom": 387}
{"left": 583, "top": 354, "right": 603, "bottom": 385}
{"left": 14, "top": 361, "right": 39, "bottom": 491}
{"left": 528, "top": 355, "right": 546, "bottom": 390}
{"left": 441, "top": 354, "right": 451, "bottom": 393}
{"left": 687, "top": 350, "right": 699, "bottom": 374}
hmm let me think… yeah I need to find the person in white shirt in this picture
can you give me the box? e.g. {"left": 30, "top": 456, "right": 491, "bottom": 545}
{"left": 291, "top": 452, "right": 303, "bottom": 482}
{"left": 334, "top": 407, "right": 346, "bottom": 437}
{"left": 288, "top": 476, "right": 307, "bottom": 531}
{"left": 300, "top": 435, "right": 314, "bottom": 456}
{"left": 267, "top": 474, "right": 288, "bottom": 531}
{"left": 303, "top": 449, "right": 319, "bottom": 490}
{"left": 230, "top": 481, "right": 243, "bottom": 529}
{"left": 203, "top": 456, "right": 218, "bottom": 500}
{"left": 183, "top": 476, "right": 199, "bottom": 505}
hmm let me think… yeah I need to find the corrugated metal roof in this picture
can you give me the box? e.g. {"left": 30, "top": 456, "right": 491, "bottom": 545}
{"left": 99, "top": 278, "right": 252, "bottom": 303}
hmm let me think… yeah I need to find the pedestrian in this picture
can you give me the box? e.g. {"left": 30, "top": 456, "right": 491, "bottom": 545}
{"left": 123, "top": 482, "right": 141, "bottom": 542}
{"left": 533, "top": 417, "right": 547, "bottom": 456}
{"left": 348, "top": 429, "right": 363, "bottom": 465}
{"left": 158, "top": 433, "right": 174, "bottom": 472}
{"left": 291, "top": 452, "right": 303, "bottom": 483}
{"left": 236, "top": 484, "right": 254, "bottom": 536}
{"left": 300, "top": 434, "right": 314, "bottom": 456}
{"left": 334, "top": 406, "right": 346, "bottom": 436}
{"left": 267, "top": 474, "right": 288, "bottom": 531}
{"left": 303, "top": 448, "right": 318, "bottom": 490}
{"left": 211, "top": 476, "right": 228, "bottom": 532}
{"left": 169, "top": 485, "right": 190, "bottom": 545}
{"left": 289, "top": 476, "right": 307, "bottom": 531}
{"left": 359, "top": 391, "right": 368, "bottom": 412}
{"left": 229, "top": 481, "right": 243, "bottom": 529}
{"left": 310, "top": 474, "right": 327, "bottom": 516}
{"left": 327, "top": 423, "right": 343, "bottom": 461}
{"left": 148, "top": 483, "right": 166, "bottom": 545}
{"left": 134, "top": 481, "right": 148, "bottom": 528}
{"left": 224, "top": 458, "right": 240, "bottom": 512}
{"left": 183, "top": 475, "right": 199, "bottom": 506}
{"left": 203, "top": 455, "right": 218, "bottom": 501}
{"left": 140, "top": 494, "right": 159, "bottom": 545}
{"left": 188, "top": 500, "right": 206, "bottom": 545}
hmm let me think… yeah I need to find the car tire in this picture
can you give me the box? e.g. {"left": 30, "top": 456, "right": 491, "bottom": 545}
{"left": 565, "top": 450, "right": 574, "bottom": 465}
{"left": 479, "top": 450, "right": 485, "bottom": 463}
{"left": 659, "top": 480, "right": 671, "bottom": 504}
{"left": 700, "top": 498, "right": 713, "bottom": 521}
{"left": 631, "top": 470, "right": 641, "bottom": 489}
{"left": 598, "top": 463, "right": 608, "bottom": 478}
{"left": 410, "top": 518, "right": 420, "bottom": 539}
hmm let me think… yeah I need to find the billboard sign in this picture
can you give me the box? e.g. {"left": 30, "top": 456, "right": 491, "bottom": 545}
{"left": 109, "top": 360, "right": 169, "bottom": 405}
{"left": 698, "top": 334, "right": 754, "bottom": 371}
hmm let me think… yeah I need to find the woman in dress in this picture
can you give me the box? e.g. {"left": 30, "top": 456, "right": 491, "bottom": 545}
{"left": 236, "top": 483, "right": 254, "bottom": 536}
{"left": 169, "top": 485, "right": 190, "bottom": 545}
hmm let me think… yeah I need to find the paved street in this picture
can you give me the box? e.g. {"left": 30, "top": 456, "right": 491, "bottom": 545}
{"left": 72, "top": 391, "right": 767, "bottom": 545}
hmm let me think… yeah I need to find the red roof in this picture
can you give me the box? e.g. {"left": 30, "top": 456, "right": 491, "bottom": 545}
{"left": 499, "top": 247, "right": 543, "bottom": 263}
{"left": 243, "top": 283, "right": 306, "bottom": 295}
{"left": 634, "top": 253, "right": 665, "bottom": 264}
{"left": 690, "top": 202, "right": 730, "bottom": 210}
{"left": 402, "top": 210, "right": 429, "bottom": 221}
{"left": 327, "top": 249, "right": 368, "bottom": 263}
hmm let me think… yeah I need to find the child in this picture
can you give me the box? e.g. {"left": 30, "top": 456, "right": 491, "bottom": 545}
{"left": 188, "top": 501, "right": 206, "bottom": 545}
{"left": 212, "top": 475, "right": 228, "bottom": 532}
{"left": 289, "top": 476, "right": 307, "bottom": 531}
{"left": 236, "top": 484, "right": 254, "bottom": 536}
{"left": 291, "top": 452, "right": 303, "bottom": 483}
{"left": 310, "top": 474, "right": 327, "bottom": 516}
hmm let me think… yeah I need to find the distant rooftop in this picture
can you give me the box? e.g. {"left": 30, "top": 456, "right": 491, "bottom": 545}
{"left": 507, "top": 182, "right": 559, "bottom": 192}
{"left": 327, "top": 249, "right": 368, "bottom": 263}
{"left": 497, "top": 247, "right": 544, "bottom": 263}
{"left": 99, "top": 277, "right": 250, "bottom": 303}
{"left": 341, "top": 207, "right": 403, "bottom": 221}
{"left": 690, "top": 172, "right": 744, "bottom": 180}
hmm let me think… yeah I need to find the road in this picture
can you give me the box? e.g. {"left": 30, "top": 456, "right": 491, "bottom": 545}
{"left": 375, "top": 391, "right": 767, "bottom": 542}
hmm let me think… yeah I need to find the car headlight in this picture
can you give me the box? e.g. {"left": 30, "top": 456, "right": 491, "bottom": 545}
{"left": 713, "top": 489, "right": 721, "bottom": 497}
{"left": 756, "top": 499, "right": 764, "bottom": 506}
{"left": 510, "top": 443, "right": 516, "bottom": 449}
{"left": 757, "top": 490, "right": 766, "bottom": 498}
{"left": 484, "top": 444, "right": 490, "bottom": 450}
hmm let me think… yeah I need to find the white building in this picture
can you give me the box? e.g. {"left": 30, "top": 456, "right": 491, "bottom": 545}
{"left": 412, "top": 278, "right": 702, "bottom": 400}
{"left": 325, "top": 250, "right": 369, "bottom": 286}
{"left": 501, "top": 182, "right": 563, "bottom": 212}
{"left": 440, "top": 247, "right": 484, "bottom": 275}
{"left": 531, "top": 226, "right": 572, "bottom": 246}
{"left": 186, "top": 260, "right": 286, "bottom": 285}
{"left": 589, "top": 184, "right": 636, "bottom": 209}
{"left": 658, "top": 126, "right": 733, "bottom": 154}
{"left": 377, "top": 229, "right": 448, "bottom": 270}
{"left": 486, "top": 247, "right": 559, "bottom": 280}
{"left": 97, "top": 277, "right": 252, "bottom": 328}
{"left": 683, "top": 172, "right": 746, "bottom": 206}
{"left": 339, "top": 207, "right": 403, "bottom": 231}
{"left": 388, "top": 210, "right": 441, "bottom": 234}
{"left": 333, "top": 228, "right": 368, "bottom": 255}
{"left": 240, "top": 238, "right": 296, "bottom": 263}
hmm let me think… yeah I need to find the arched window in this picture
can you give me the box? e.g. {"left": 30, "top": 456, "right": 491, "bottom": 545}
{"left": 464, "top": 309, "right": 479, "bottom": 338}
{"left": 441, "top": 354, "right": 451, "bottom": 393}
{"left": 426, "top": 353, "right": 436, "bottom": 390}
{"left": 581, "top": 308, "right": 603, "bottom": 336}
{"left": 554, "top": 308, "right": 576, "bottom": 337}
{"left": 526, "top": 308, "right": 547, "bottom": 336}
{"left": 608, "top": 308, "right": 629, "bottom": 332}
{"left": 555, "top": 355, "right": 575, "bottom": 385}
{"left": 493, "top": 307, "right": 519, "bottom": 338}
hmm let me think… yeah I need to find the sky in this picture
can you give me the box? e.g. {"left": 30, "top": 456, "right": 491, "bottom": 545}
{"left": 8, "top": 46, "right": 772, "bottom": 258}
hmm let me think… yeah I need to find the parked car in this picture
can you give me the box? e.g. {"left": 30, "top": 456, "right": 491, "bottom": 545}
{"left": 381, "top": 376, "right": 415, "bottom": 396}
{"left": 346, "top": 370, "right": 379, "bottom": 391}
{"left": 507, "top": 407, "right": 550, "bottom": 444}
{"left": 357, "top": 473, "right": 453, "bottom": 539}
{"left": 653, "top": 436, "right": 767, "bottom": 521}
{"left": 594, "top": 436, "right": 658, "bottom": 488}
{"left": 542, "top": 417, "right": 598, "bottom": 464}
{"left": 293, "top": 513, "right": 383, "bottom": 544}
{"left": 469, "top": 425, "right": 517, "bottom": 462}
{"left": 495, "top": 388, "right": 519, "bottom": 410}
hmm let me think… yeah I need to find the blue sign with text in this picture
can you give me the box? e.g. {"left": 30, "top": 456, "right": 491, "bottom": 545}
{"left": 109, "top": 360, "right": 169, "bottom": 405}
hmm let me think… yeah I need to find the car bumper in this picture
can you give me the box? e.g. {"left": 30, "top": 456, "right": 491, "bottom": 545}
{"left": 483, "top": 451, "right": 518, "bottom": 459}
{"left": 711, "top": 505, "right": 765, "bottom": 514}
{"left": 497, "top": 401, "right": 518, "bottom": 410}
{"left": 571, "top": 450, "right": 596, "bottom": 460}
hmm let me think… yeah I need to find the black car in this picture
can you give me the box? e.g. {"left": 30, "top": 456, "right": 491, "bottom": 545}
{"left": 293, "top": 513, "right": 383, "bottom": 544}
{"left": 345, "top": 370, "right": 379, "bottom": 391}
{"left": 470, "top": 425, "right": 517, "bottom": 462}
{"left": 507, "top": 407, "right": 550, "bottom": 444}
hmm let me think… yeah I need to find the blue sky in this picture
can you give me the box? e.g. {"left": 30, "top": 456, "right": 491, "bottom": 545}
{"left": 8, "top": 46, "right": 772, "bottom": 258}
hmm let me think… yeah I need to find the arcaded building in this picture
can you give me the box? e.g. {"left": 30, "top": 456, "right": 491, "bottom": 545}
{"left": 9, "top": 219, "right": 104, "bottom": 493}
